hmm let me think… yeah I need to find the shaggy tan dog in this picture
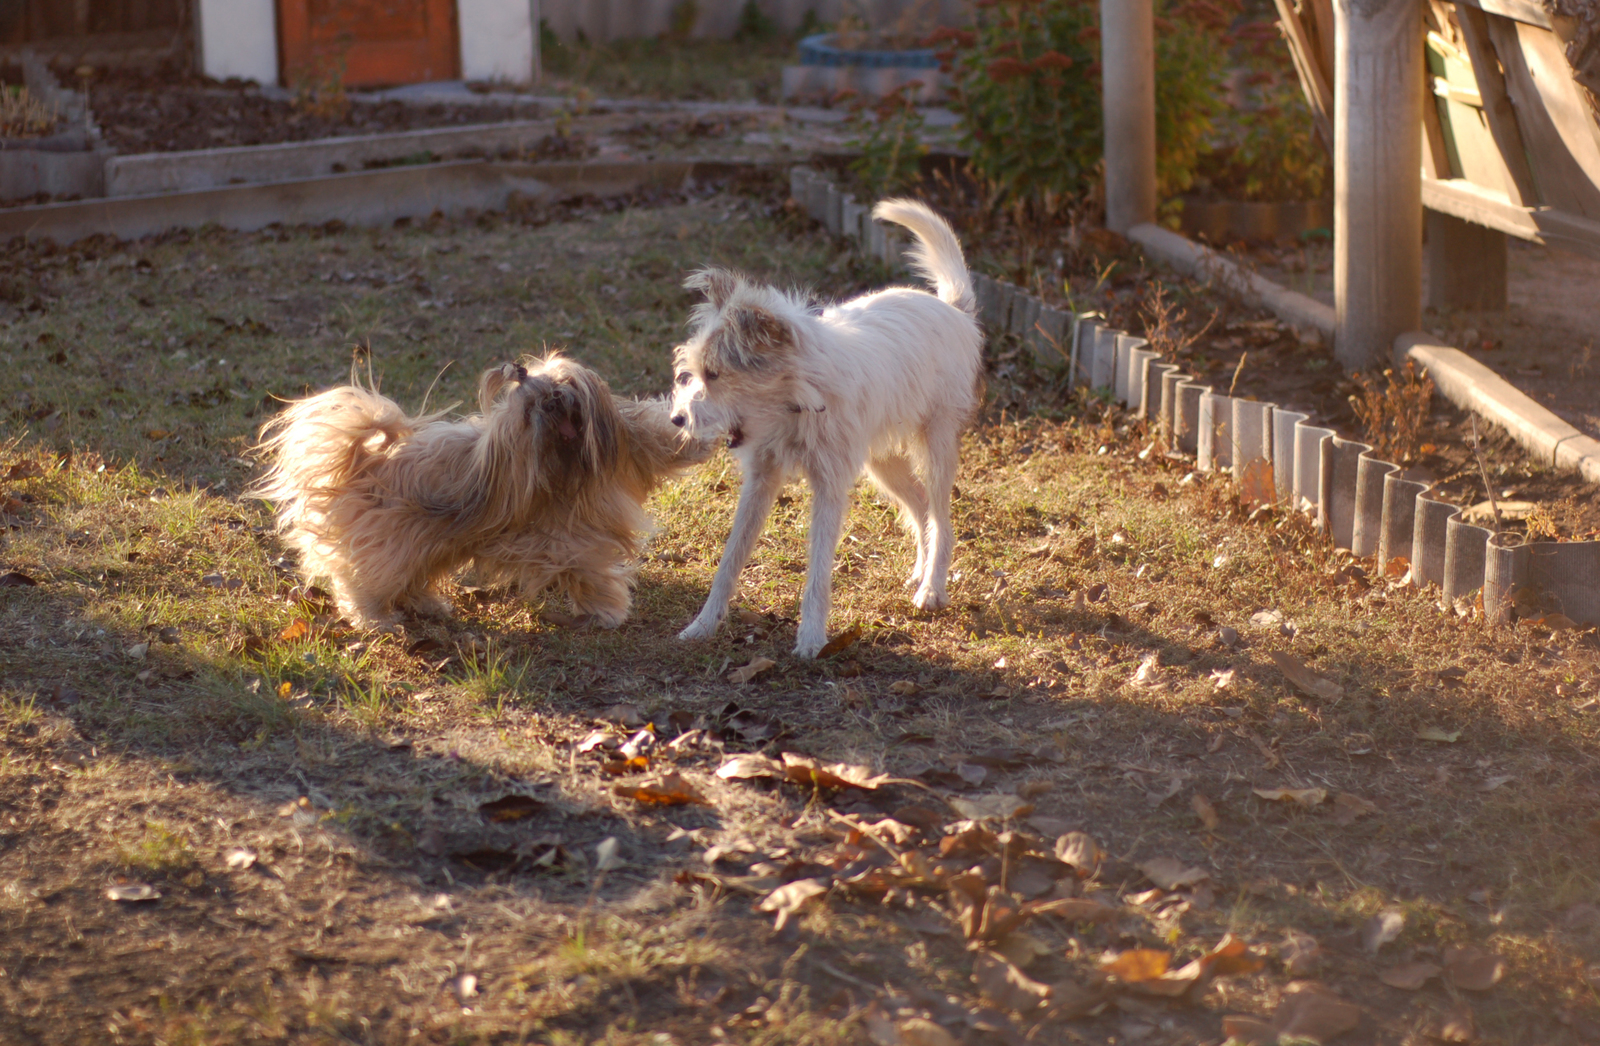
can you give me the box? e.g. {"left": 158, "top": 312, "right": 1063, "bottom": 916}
{"left": 254, "top": 354, "right": 707, "bottom": 629}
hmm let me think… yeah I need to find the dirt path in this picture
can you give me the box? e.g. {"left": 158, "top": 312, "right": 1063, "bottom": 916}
{"left": 2, "top": 192, "right": 1599, "bottom": 1045}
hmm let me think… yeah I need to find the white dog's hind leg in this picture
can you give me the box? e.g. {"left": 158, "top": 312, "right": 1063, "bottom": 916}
{"left": 865, "top": 453, "right": 931, "bottom": 589}
{"left": 912, "top": 419, "right": 963, "bottom": 611}
{"left": 793, "top": 472, "right": 852, "bottom": 658}
{"left": 680, "top": 465, "right": 784, "bottom": 641}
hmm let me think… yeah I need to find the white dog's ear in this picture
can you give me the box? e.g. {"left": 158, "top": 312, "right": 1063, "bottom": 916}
{"left": 707, "top": 305, "right": 792, "bottom": 372}
{"left": 684, "top": 268, "right": 740, "bottom": 310}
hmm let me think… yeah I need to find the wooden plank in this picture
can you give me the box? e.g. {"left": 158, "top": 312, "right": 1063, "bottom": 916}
{"left": 1423, "top": 75, "right": 1454, "bottom": 178}
{"left": 1274, "top": 0, "right": 1334, "bottom": 148}
{"left": 1308, "top": 0, "right": 1335, "bottom": 86}
{"left": 1422, "top": 175, "right": 1541, "bottom": 238}
{"left": 1529, "top": 206, "right": 1600, "bottom": 262}
{"left": 1453, "top": 0, "right": 1552, "bottom": 30}
{"left": 1101, "top": 0, "right": 1157, "bottom": 232}
{"left": 1487, "top": 13, "right": 1600, "bottom": 218}
{"left": 1455, "top": 4, "right": 1538, "bottom": 206}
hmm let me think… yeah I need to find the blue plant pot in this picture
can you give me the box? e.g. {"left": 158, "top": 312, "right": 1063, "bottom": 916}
{"left": 796, "top": 33, "right": 939, "bottom": 70}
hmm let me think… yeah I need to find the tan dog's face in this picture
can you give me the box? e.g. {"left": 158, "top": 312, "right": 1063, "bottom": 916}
{"left": 669, "top": 268, "right": 793, "bottom": 448}
{"left": 480, "top": 355, "right": 618, "bottom": 480}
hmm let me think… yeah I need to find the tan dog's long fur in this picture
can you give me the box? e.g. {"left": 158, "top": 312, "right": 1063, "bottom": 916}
{"left": 254, "top": 354, "right": 707, "bottom": 629}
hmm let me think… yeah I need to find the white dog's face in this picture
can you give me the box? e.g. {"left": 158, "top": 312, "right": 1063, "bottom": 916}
{"left": 668, "top": 268, "right": 795, "bottom": 448}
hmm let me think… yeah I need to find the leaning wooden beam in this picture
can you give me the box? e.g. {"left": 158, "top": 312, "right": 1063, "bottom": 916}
{"left": 1101, "top": 0, "right": 1157, "bottom": 233}
{"left": 1454, "top": 4, "right": 1539, "bottom": 206}
{"left": 1486, "top": 13, "right": 1600, "bottom": 218}
{"left": 1335, "top": 0, "right": 1424, "bottom": 371}
{"left": 1273, "top": 0, "right": 1334, "bottom": 148}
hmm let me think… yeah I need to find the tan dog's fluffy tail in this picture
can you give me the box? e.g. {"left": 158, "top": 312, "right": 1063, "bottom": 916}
{"left": 253, "top": 383, "right": 426, "bottom": 524}
{"left": 871, "top": 198, "right": 975, "bottom": 316}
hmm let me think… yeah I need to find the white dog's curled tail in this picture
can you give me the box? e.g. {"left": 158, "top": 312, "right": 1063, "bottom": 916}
{"left": 871, "top": 198, "right": 975, "bottom": 316}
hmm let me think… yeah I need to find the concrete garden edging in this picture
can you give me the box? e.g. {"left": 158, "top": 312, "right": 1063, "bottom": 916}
{"left": 0, "top": 158, "right": 714, "bottom": 243}
{"left": 789, "top": 164, "right": 1600, "bottom": 626}
{"left": 1127, "top": 222, "right": 1600, "bottom": 487}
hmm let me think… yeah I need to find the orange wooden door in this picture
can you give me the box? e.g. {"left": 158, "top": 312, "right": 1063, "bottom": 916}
{"left": 279, "top": 0, "right": 459, "bottom": 88}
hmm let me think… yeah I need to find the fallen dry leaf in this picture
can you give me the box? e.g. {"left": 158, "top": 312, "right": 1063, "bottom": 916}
{"left": 1269, "top": 650, "right": 1344, "bottom": 700}
{"left": 727, "top": 657, "right": 777, "bottom": 684}
{"left": 1421, "top": 1005, "right": 1477, "bottom": 1043}
{"left": 277, "top": 619, "right": 310, "bottom": 643}
{"left": 990, "top": 931, "right": 1052, "bottom": 969}
{"left": 716, "top": 754, "right": 780, "bottom": 780}
{"left": 1442, "top": 946, "right": 1505, "bottom": 991}
{"left": 972, "top": 950, "right": 1052, "bottom": 1013}
{"left": 948, "top": 793, "right": 1033, "bottom": 822}
{"left": 896, "top": 1018, "right": 960, "bottom": 1046}
{"left": 1055, "top": 831, "right": 1102, "bottom": 875}
{"left": 1272, "top": 981, "right": 1361, "bottom": 1042}
{"left": 781, "top": 752, "right": 895, "bottom": 791}
{"left": 478, "top": 794, "right": 545, "bottom": 822}
{"left": 1192, "top": 792, "right": 1220, "bottom": 830}
{"left": 1281, "top": 932, "right": 1322, "bottom": 975}
{"left": 1417, "top": 725, "right": 1462, "bottom": 743}
{"left": 889, "top": 679, "right": 921, "bottom": 696}
{"left": 1361, "top": 907, "right": 1405, "bottom": 954}
{"left": 612, "top": 772, "right": 710, "bottom": 807}
{"left": 816, "top": 624, "right": 863, "bottom": 658}
{"left": 223, "top": 848, "right": 256, "bottom": 871}
{"left": 757, "top": 878, "right": 829, "bottom": 931}
{"left": 1378, "top": 961, "right": 1441, "bottom": 990}
{"left": 1138, "top": 856, "right": 1211, "bottom": 891}
{"left": 1254, "top": 786, "right": 1329, "bottom": 809}
{"left": 1028, "top": 897, "right": 1121, "bottom": 925}
{"left": 1103, "top": 948, "right": 1170, "bottom": 983}
{"left": 106, "top": 883, "right": 160, "bottom": 902}
{"left": 1477, "top": 774, "right": 1515, "bottom": 792}
{"left": 1211, "top": 666, "right": 1236, "bottom": 690}
{"left": 0, "top": 570, "right": 38, "bottom": 587}
{"left": 1332, "top": 792, "right": 1378, "bottom": 825}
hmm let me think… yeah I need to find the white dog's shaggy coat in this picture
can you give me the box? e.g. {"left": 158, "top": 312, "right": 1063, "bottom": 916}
{"left": 668, "top": 198, "right": 983, "bottom": 657}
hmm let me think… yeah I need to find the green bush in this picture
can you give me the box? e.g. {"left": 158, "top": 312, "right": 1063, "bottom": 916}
{"left": 932, "top": 0, "right": 1230, "bottom": 211}
{"left": 1191, "top": 18, "right": 1330, "bottom": 202}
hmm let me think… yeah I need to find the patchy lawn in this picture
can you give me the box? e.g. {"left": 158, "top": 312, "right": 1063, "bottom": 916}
{"left": 2, "top": 183, "right": 1600, "bottom": 1046}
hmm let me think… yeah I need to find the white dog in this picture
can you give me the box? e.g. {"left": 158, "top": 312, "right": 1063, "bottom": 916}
{"left": 668, "top": 199, "right": 984, "bottom": 657}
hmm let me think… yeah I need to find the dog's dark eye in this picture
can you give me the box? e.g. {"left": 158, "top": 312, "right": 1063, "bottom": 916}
{"left": 705, "top": 370, "right": 719, "bottom": 382}
{"left": 675, "top": 372, "right": 691, "bottom": 386}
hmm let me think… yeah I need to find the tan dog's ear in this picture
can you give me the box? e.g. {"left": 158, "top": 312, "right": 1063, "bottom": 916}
{"left": 706, "top": 305, "right": 792, "bottom": 373}
{"left": 477, "top": 362, "right": 522, "bottom": 413}
{"left": 684, "top": 268, "right": 740, "bottom": 310}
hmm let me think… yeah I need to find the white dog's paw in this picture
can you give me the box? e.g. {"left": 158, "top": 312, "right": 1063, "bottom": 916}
{"left": 903, "top": 568, "right": 924, "bottom": 591}
{"left": 911, "top": 585, "right": 949, "bottom": 611}
{"left": 678, "top": 615, "right": 721, "bottom": 641}
{"left": 792, "top": 632, "right": 826, "bottom": 659}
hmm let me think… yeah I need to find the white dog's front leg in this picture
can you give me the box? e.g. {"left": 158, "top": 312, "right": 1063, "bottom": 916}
{"left": 680, "top": 464, "right": 784, "bottom": 642}
{"left": 793, "top": 475, "right": 850, "bottom": 659}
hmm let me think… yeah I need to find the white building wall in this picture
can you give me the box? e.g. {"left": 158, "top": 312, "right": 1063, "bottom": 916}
{"left": 196, "top": 0, "right": 279, "bottom": 86}
{"left": 459, "top": 0, "right": 538, "bottom": 84}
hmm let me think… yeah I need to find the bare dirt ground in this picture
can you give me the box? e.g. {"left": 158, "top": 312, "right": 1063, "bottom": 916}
{"left": 1251, "top": 237, "right": 1600, "bottom": 445}
{"left": 3, "top": 182, "right": 1600, "bottom": 1046}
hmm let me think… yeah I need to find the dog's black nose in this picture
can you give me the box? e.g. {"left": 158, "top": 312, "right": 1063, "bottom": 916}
{"left": 670, "top": 413, "right": 686, "bottom": 427}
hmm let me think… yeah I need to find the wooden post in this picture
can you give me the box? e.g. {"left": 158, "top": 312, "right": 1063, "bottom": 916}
{"left": 1426, "top": 210, "right": 1507, "bottom": 311}
{"left": 1335, "top": 0, "right": 1423, "bottom": 370}
{"left": 1101, "top": 0, "right": 1157, "bottom": 234}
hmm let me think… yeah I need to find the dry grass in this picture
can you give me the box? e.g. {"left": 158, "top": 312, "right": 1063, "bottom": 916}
{"left": 3, "top": 188, "right": 1600, "bottom": 1045}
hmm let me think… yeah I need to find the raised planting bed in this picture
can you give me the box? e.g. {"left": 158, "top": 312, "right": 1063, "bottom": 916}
{"left": 783, "top": 31, "right": 947, "bottom": 103}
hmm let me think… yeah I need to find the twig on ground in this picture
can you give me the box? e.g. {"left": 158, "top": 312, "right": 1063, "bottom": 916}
{"left": 1470, "top": 416, "right": 1503, "bottom": 533}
